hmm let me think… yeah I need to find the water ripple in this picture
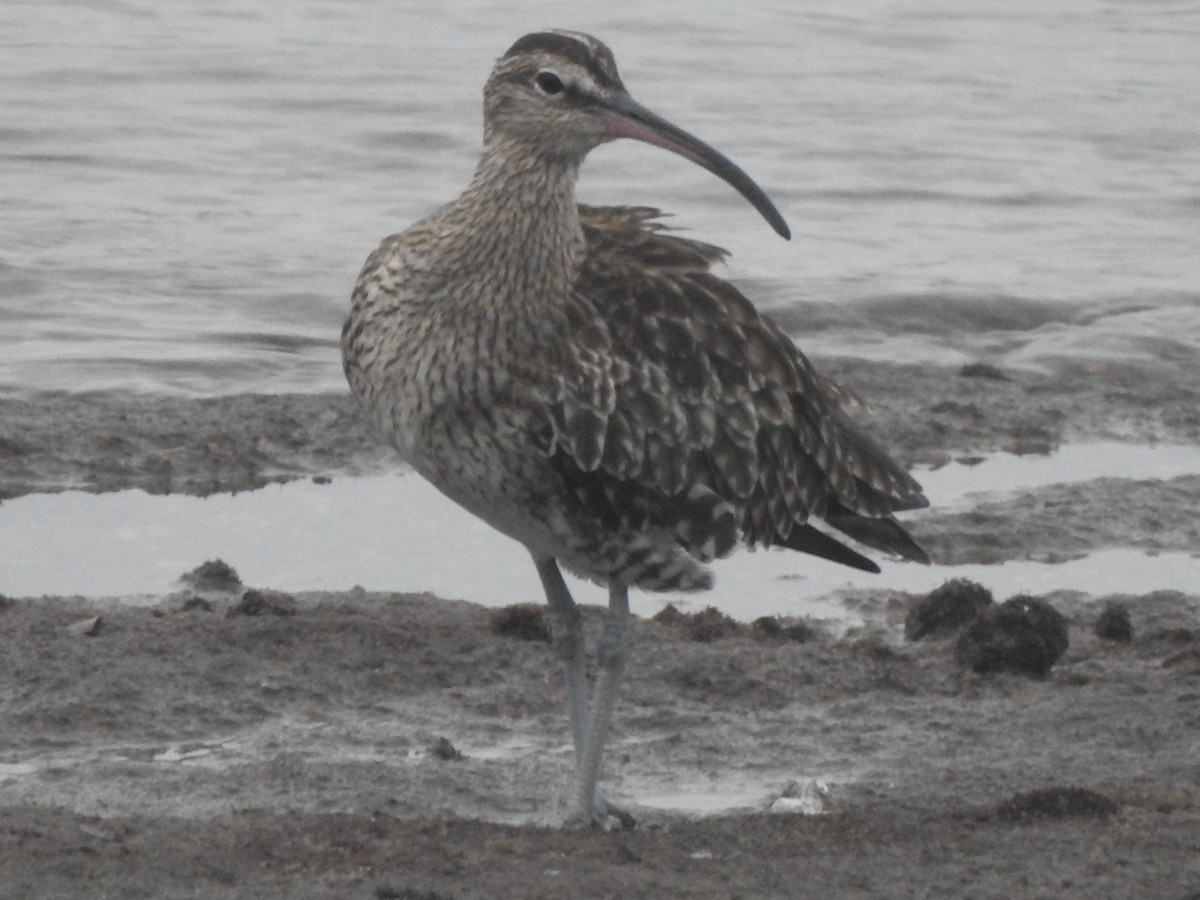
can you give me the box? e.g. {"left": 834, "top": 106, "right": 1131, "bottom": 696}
{"left": 1, "top": 1, "right": 1197, "bottom": 398}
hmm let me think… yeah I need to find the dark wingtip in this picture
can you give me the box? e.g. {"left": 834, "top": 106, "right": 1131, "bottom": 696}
{"left": 892, "top": 491, "right": 930, "bottom": 512}
{"left": 779, "top": 524, "right": 881, "bottom": 573}
{"left": 826, "top": 514, "right": 931, "bottom": 566}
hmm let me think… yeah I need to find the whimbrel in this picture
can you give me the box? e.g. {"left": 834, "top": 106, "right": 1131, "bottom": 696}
{"left": 342, "top": 31, "right": 928, "bottom": 827}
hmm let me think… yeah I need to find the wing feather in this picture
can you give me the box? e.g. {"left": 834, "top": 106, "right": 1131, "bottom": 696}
{"left": 544, "top": 205, "right": 927, "bottom": 570}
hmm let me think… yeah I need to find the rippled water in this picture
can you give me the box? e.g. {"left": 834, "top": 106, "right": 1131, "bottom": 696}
{"left": 2, "top": 0, "right": 1198, "bottom": 397}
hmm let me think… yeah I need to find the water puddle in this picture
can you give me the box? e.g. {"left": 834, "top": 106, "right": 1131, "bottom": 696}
{"left": 629, "top": 774, "right": 836, "bottom": 817}
{"left": 152, "top": 745, "right": 220, "bottom": 764}
{"left": 634, "top": 787, "right": 767, "bottom": 815}
{"left": 915, "top": 441, "right": 1200, "bottom": 507}
{"left": 0, "top": 762, "right": 38, "bottom": 778}
{"left": 2, "top": 443, "right": 1197, "bottom": 621}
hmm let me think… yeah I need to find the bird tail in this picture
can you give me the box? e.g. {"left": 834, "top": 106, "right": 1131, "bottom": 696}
{"left": 824, "top": 512, "right": 930, "bottom": 566}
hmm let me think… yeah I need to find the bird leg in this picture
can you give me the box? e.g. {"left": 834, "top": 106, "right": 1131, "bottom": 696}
{"left": 534, "top": 555, "right": 588, "bottom": 758}
{"left": 533, "top": 555, "right": 635, "bottom": 829}
{"left": 569, "top": 581, "right": 633, "bottom": 827}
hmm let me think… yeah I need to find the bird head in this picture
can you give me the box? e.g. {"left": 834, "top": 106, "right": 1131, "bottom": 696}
{"left": 483, "top": 30, "right": 790, "bottom": 239}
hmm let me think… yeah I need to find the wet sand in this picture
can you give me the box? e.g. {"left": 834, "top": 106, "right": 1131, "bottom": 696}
{"left": 2, "top": 357, "right": 1199, "bottom": 898}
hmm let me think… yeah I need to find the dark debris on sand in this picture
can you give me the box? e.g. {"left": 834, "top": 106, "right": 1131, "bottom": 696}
{"left": 179, "top": 559, "right": 243, "bottom": 593}
{"left": 989, "top": 786, "right": 1120, "bottom": 823}
{"left": 906, "top": 579, "right": 994, "bottom": 641}
{"left": 652, "top": 604, "right": 741, "bottom": 643}
{"left": 490, "top": 604, "right": 551, "bottom": 642}
{"left": 427, "top": 737, "right": 465, "bottom": 762}
{"left": 955, "top": 595, "right": 1069, "bottom": 677}
{"left": 1095, "top": 602, "right": 1134, "bottom": 642}
{"left": 751, "top": 615, "right": 818, "bottom": 643}
{"left": 228, "top": 589, "right": 298, "bottom": 618}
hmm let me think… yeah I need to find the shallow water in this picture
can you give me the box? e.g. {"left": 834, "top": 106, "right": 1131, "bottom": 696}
{"left": 4, "top": 443, "right": 1198, "bottom": 619}
{"left": 2, "top": 1, "right": 1199, "bottom": 397}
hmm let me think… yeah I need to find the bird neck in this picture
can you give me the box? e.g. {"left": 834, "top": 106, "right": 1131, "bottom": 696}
{"left": 445, "top": 136, "right": 586, "bottom": 302}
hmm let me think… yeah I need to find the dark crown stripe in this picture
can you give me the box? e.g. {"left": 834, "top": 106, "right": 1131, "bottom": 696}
{"left": 502, "top": 32, "right": 622, "bottom": 90}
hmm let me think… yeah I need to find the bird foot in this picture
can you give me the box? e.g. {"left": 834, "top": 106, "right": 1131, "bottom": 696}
{"left": 565, "top": 793, "right": 636, "bottom": 830}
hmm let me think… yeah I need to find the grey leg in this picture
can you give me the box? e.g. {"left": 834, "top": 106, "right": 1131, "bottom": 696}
{"left": 533, "top": 556, "right": 635, "bottom": 828}
{"left": 533, "top": 555, "right": 588, "bottom": 760}
{"left": 569, "top": 582, "right": 632, "bottom": 827}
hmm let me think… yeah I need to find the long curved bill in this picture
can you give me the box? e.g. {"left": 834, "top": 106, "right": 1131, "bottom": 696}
{"left": 600, "top": 91, "right": 791, "bottom": 240}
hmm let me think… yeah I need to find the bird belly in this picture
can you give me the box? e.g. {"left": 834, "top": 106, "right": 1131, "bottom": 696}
{"left": 410, "top": 414, "right": 714, "bottom": 594}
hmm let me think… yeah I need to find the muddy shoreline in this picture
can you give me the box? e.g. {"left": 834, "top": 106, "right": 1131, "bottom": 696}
{"left": 3, "top": 356, "right": 1198, "bottom": 503}
{"left": 2, "top": 586, "right": 1199, "bottom": 899}
{"left": 2, "top": 356, "right": 1199, "bottom": 898}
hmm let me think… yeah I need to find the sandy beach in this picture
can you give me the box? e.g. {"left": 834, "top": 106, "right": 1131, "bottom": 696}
{"left": 2, "top": 357, "right": 1199, "bottom": 898}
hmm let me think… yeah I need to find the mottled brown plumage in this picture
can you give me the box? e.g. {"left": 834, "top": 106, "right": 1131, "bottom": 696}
{"left": 570, "top": 205, "right": 927, "bottom": 574}
{"left": 342, "top": 30, "right": 927, "bottom": 827}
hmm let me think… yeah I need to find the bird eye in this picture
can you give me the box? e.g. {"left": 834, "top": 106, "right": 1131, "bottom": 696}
{"left": 534, "top": 70, "right": 565, "bottom": 96}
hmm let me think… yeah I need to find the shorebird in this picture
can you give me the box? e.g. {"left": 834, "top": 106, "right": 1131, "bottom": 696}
{"left": 342, "top": 30, "right": 928, "bottom": 827}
